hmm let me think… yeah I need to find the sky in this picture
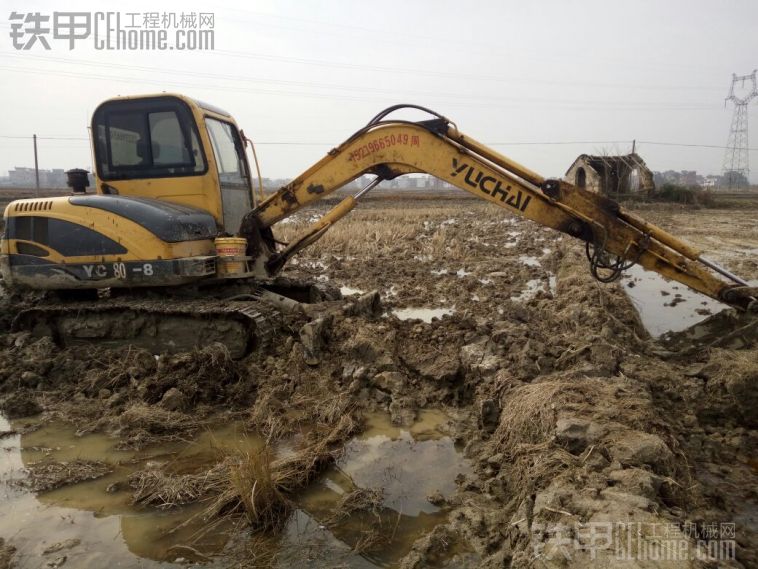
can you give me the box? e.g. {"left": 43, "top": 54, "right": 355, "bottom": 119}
{"left": 1, "top": 0, "right": 757, "bottom": 181}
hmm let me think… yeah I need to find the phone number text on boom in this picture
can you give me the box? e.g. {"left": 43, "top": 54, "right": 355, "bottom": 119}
{"left": 349, "top": 133, "right": 421, "bottom": 162}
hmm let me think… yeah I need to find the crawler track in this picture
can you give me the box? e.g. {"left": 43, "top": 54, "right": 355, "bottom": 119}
{"left": 12, "top": 297, "right": 279, "bottom": 359}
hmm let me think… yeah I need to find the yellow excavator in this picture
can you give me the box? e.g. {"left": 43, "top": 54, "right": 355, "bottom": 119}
{"left": 0, "top": 93, "right": 755, "bottom": 356}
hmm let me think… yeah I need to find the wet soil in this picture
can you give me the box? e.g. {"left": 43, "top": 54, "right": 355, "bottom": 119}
{"left": 0, "top": 198, "right": 756, "bottom": 568}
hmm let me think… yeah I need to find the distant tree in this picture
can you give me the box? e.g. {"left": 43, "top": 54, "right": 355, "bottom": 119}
{"left": 721, "top": 170, "right": 749, "bottom": 189}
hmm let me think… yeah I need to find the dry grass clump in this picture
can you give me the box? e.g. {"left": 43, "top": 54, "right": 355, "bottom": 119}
{"left": 249, "top": 389, "right": 354, "bottom": 443}
{"left": 711, "top": 347, "right": 758, "bottom": 381}
{"left": 352, "top": 528, "right": 390, "bottom": 554}
{"left": 119, "top": 403, "right": 199, "bottom": 435}
{"left": 490, "top": 379, "right": 597, "bottom": 502}
{"left": 491, "top": 380, "right": 590, "bottom": 454}
{"left": 22, "top": 459, "right": 111, "bottom": 492}
{"left": 325, "top": 487, "right": 384, "bottom": 525}
{"left": 225, "top": 447, "right": 288, "bottom": 530}
{"left": 115, "top": 402, "right": 202, "bottom": 449}
{"left": 82, "top": 346, "right": 157, "bottom": 395}
{"left": 269, "top": 413, "right": 357, "bottom": 494}
{"left": 129, "top": 469, "right": 209, "bottom": 509}
{"left": 248, "top": 390, "right": 290, "bottom": 442}
{"left": 198, "top": 413, "right": 358, "bottom": 532}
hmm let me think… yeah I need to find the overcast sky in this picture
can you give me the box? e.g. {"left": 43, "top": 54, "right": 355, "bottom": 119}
{"left": 1, "top": 0, "right": 757, "bottom": 182}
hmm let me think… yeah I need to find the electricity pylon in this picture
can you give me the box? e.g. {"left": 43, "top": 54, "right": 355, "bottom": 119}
{"left": 722, "top": 70, "right": 757, "bottom": 190}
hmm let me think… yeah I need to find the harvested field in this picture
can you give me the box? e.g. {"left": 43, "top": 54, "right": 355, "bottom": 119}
{"left": 0, "top": 197, "right": 756, "bottom": 568}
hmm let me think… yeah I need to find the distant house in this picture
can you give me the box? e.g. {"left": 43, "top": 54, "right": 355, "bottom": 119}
{"left": 8, "top": 167, "right": 68, "bottom": 188}
{"left": 564, "top": 153, "right": 655, "bottom": 197}
{"left": 702, "top": 176, "right": 719, "bottom": 189}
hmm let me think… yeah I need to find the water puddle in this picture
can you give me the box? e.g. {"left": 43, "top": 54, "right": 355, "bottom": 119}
{"left": 0, "top": 415, "right": 262, "bottom": 567}
{"left": 392, "top": 307, "right": 455, "bottom": 323}
{"left": 1, "top": 410, "right": 474, "bottom": 568}
{"left": 291, "top": 410, "right": 473, "bottom": 566}
{"left": 622, "top": 265, "right": 728, "bottom": 337}
{"left": 517, "top": 255, "right": 541, "bottom": 268}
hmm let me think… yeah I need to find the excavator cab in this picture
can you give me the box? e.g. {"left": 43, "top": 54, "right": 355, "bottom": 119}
{"left": 91, "top": 94, "right": 255, "bottom": 234}
{"left": 0, "top": 94, "right": 272, "bottom": 291}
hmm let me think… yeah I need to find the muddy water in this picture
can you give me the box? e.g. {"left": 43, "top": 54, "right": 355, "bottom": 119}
{"left": 622, "top": 265, "right": 726, "bottom": 337}
{"left": 287, "top": 410, "right": 474, "bottom": 567}
{"left": 0, "top": 415, "right": 261, "bottom": 567}
{"left": 1, "top": 410, "right": 472, "bottom": 568}
{"left": 392, "top": 308, "right": 455, "bottom": 323}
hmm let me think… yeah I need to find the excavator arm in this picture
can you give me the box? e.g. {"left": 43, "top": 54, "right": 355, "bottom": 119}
{"left": 240, "top": 105, "right": 756, "bottom": 312}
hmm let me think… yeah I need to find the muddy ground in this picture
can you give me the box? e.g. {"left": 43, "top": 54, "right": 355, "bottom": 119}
{"left": 0, "top": 197, "right": 756, "bottom": 568}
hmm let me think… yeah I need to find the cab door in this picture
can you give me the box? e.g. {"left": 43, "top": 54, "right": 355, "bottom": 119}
{"left": 204, "top": 118, "right": 253, "bottom": 234}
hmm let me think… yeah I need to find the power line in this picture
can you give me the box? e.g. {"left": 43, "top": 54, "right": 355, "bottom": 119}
{"left": 638, "top": 140, "right": 758, "bottom": 151}
{"left": 218, "top": 8, "right": 728, "bottom": 77}
{"left": 0, "top": 135, "right": 89, "bottom": 141}
{"left": 2, "top": 133, "right": 756, "bottom": 151}
{"left": 0, "top": 58, "right": 721, "bottom": 112}
{"left": 0, "top": 18, "right": 728, "bottom": 79}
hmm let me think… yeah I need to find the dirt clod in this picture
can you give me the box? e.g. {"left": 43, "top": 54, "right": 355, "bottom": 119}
{"left": 0, "top": 393, "right": 42, "bottom": 419}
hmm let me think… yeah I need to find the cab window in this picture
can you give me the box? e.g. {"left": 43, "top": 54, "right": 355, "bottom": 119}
{"left": 93, "top": 98, "right": 206, "bottom": 181}
{"left": 205, "top": 118, "right": 248, "bottom": 187}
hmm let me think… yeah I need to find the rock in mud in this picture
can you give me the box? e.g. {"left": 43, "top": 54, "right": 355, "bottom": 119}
{"left": 554, "top": 416, "right": 605, "bottom": 454}
{"left": 401, "top": 345, "right": 461, "bottom": 384}
{"left": 159, "top": 387, "right": 187, "bottom": 412}
{"left": 372, "top": 371, "right": 406, "bottom": 394}
{"left": 609, "top": 431, "right": 674, "bottom": 474}
{"left": 607, "top": 468, "right": 662, "bottom": 501}
{"left": 460, "top": 338, "right": 501, "bottom": 375}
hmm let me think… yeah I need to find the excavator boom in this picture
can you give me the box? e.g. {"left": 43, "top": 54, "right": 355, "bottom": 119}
{"left": 241, "top": 105, "right": 755, "bottom": 312}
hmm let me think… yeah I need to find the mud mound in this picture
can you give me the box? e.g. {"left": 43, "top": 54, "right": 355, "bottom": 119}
{"left": 0, "top": 392, "right": 42, "bottom": 419}
{"left": 142, "top": 343, "right": 243, "bottom": 406}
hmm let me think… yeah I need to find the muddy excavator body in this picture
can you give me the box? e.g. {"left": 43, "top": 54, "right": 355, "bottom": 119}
{"left": 0, "top": 95, "right": 755, "bottom": 357}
